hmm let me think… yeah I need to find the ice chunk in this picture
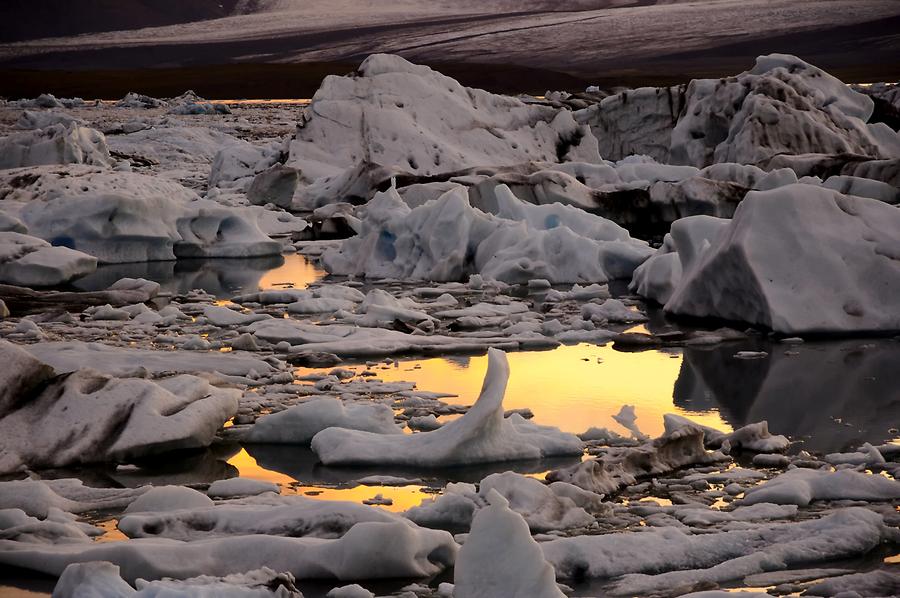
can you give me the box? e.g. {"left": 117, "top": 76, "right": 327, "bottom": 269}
{"left": 581, "top": 299, "right": 647, "bottom": 324}
{"left": 0, "top": 478, "right": 147, "bottom": 519}
{"left": 672, "top": 55, "right": 896, "bottom": 167}
{"left": 202, "top": 305, "right": 272, "bottom": 327}
{"left": 720, "top": 421, "right": 789, "bottom": 454}
{"left": 245, "top": 398, "right": 402, "bottom": 445}
{"left": 823, "top": 174, "right": 900, "bottom": 204}
{"left": 207, "top": 478, "right": 280, "bottom": 499}
{"left": 662, "top": 414, "right": 726, "bottom": 447}
{"left": 741, "top": 468, "right": 900, "bottom": 506}
{"left": 53, "top": 561, "right": 304, "bottom": 597}
{"left": 0, "top": 124, "right": 113, "bottom": 169}
{"left": 326, "top": 584, "right": 373, "bottom": 598}
{"left": 116, "top": 92, "right": 168, "bottom": 109}
{"left": 580, "top": 54, "right": 898, "bottom": 168}
{"left": 125, "top": 486, "right": 214, "bottom": 514}
{"left": 3, "top": 166, "right": 280, "bottom": 263}
{"left": 0, "top": 340, "right": 55, "bottom": 417}
{"left": 629, "top": 215, "right": 728, "bottom": 305}
{"left": 0, "top": 366, "right": 238, "bottom": 473}
{"left": 453, "top": 490, "right": 565, "bottom": 598}
{"left": 311, "top": 349, "right": 582, "bottom": 466}
{"left": 547, "top": 425, "right": 723, "bottom": 494}
{"left": 288, "top": 54, "right": 600, "bottom": 209}
{"left": 803, "top": 569, "right": 900, "bottom": 597}
{"left": 27, "top": 341, "right": 275, "bottom": 377}
{"left": 541, "top": 508, "right": 888, "bottom": 594}
{"left": 611, "top": 405, "right": 648, "bottom": 441}
{"left": 406, "top": 472, "right": 602, "bottom": 533}
{"left": 16, "top": 110, "right": 83, "bottom": 130}
{"left": 0, "top": 521, "right": 457, "bottom": 582}
{"left": 117, "top": 495, "right": 404, "bottom": 542}
{"left": 322, "top": 185, "right": 651, "bottom": 284}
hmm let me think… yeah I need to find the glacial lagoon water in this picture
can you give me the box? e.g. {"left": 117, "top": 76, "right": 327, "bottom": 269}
{"left": 70, "top": 254, "right": 900, "bottom": 491}
{"left": 76, "top": 253, "right": 900, "bottom": 463}
{"left": 4, "top": 253, "right": 899, "bottom": 597}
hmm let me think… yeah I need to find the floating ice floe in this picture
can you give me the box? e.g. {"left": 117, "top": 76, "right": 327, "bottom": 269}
{"left": 0, "top": 520, "right": 457, "bottom": 583}
{"left": 0, "top": 342, "right": 239, "bottom": 473}
{"left": 0, "top": 166, "right": 281, "bottom": 262}
{"left": 243, "top": 397, "right": 402, "bottom": 444}
{"left": 824, "top": 443, "right": 887, "bottom": 466}
{"left": 207, "top": 478, "right": 280, "bottom": 499}
{"left": 244, "top": 318, "right": 558, "bottom": 359}
{"left": 740, "top": 468, "right": 900, "bottom": 506}
{"left": 541, "top": 507, "right": 891, "bottom": 595}
{"left": 664, "top": 184, "right": 900, "bottom": 334}
{"left": 405, "top": 471, "right": 605, "bottom": 532}
{"left": 116, "top": 92, "right": 169, "bottom": 109}
{"left": 547, "top": 424, "right": 726, "bottom": 494}
{"left": 0, "top": 231, "right": 97, "bottom": 286}
{"left": 720, "top": 421, "right": 789, "bottom": 454}
{"left": 27, "top": 340, "right": 276, "bottom": 377}
{"left": 0, "top": 123, "right": 113, "bottom": 169}
{"left": 453, "top": 490, "right": 566, "bottom": 598}
{"left": 116, "top": 494, "right": 407, "bottom": 542}
{"left": 124, "top": 486, "right": 215, "bottom": 514}
{"left": 801, "top": 569, "right": 900, "bottom": 598}
{"left": 311, "top": 348, "right": 582, "bottom": 466}
{"left": 53, "top": 561, "right": 303, "bottom": 597}
{"left": 321, "top": 184, "right": 652, "bottom": 284}
{"left": 0, "top": 478, "right": 147, "bottom": 518}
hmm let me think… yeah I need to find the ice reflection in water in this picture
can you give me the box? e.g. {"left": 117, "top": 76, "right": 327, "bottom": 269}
{"left": 229, "top": 442, "right": 582, "bottom": 514}
{"left": 68, "top": 254, "right": 899, "bottom": 495}
{"left": 679, "top": 338, "right": 900, "bottom": 453}
{"left": 71, "top": 254, "right": 326, "bottom": 298}
{"left": 227, "top": 448, "right": 430, "bottom": 512}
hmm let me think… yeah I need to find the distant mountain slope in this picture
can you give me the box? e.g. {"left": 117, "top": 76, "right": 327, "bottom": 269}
{"left": 0, "top": 1, "right": 243, "bottom": 42}
{"left": 0, "top": 0, "right": 897, "bottom": 96}
{"left": 0, "top": 0, "right": 680, "bottom": 43}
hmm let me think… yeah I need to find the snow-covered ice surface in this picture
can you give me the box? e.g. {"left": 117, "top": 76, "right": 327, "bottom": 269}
{"left": 0, "top": 54, "right": 899, "bottom": 598}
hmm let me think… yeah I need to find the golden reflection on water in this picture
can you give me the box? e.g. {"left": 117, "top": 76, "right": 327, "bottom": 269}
{"left": 95, "top": 519, "right": 127, "bottom": 542}
{"left": 257, "top": 255, "right": 327, "bottom": 291}
{"left": 303, "top": 343, "right": 731, "bottom": 438}
{"left": 226, "top": 449, "right": 427, "bottom": 512}
{"left": 231, "top": 336, "right": 734, "bottom": 511}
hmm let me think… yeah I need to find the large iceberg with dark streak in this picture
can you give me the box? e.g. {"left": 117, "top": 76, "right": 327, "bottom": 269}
{"left": 286, "top": 53, "right": 601, "bottom": 210}
{"left": 579, "top": 54, "right": 900, "bottom": 170}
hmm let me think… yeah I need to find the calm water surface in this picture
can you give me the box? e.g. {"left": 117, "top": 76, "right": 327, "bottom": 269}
{"left": 6, "top": 254, "right": 900, "bottom": 597}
